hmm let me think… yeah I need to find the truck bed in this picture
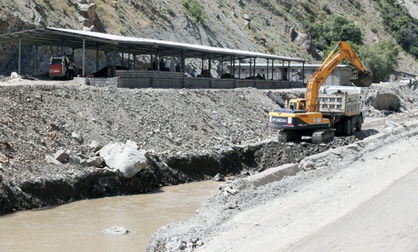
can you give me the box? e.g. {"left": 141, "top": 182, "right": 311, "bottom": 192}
{"left": 318, "top": 86, "right": 361, "bottom": 116}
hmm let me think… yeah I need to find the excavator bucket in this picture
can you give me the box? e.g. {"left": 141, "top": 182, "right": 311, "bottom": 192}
{"left": 351, "top": 72, "right": 372, "bottom": 87}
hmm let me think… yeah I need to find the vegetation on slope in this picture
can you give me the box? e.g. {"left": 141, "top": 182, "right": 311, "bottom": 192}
{"left": 374, "top": 0, "right": 418, "bottom": 59}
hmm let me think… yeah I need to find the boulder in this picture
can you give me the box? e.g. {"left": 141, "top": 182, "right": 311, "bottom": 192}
{"left": 71, "top": 132, "right": 84, "bottom": 143}
{"left": 89, "top": 140, "right": 103, "bottom": 152}
{"left": 213, "top": 173, "right": 225, "bottom": 182}
{"left": 99, "top": 140, "right": 148, "bottom": 177}
{"left": 45, "top": 155, "right": 63, "bottom": 165}
{"left": 10, "top": 72, "right": 20, "bottom": 80}
{"left": 373, "top": 93, "right": 401, "bottom": 112}
{"left": 54, "top": 149, "right": 69, "bottom": 163}
{"left": 86, "top": 156, "right": 105, "bottom": 168}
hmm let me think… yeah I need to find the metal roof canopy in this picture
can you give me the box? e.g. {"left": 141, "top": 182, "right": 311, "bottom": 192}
{"left": 0, "top": 27, "right": 306, "bottom": 62}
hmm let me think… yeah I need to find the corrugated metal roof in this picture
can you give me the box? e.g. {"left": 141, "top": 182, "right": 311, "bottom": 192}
{"left": 0, "top": 27, "right": 306, "bottom": 62}
{"left": 228, "top": 63, "right": 351, "bottom": 68}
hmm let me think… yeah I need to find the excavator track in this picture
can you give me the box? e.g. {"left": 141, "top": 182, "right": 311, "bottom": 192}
{"left": 278, "top": 130, "right": 301, "bottom": 143}
{"left": 312, "top": 129, "right": 335, "bottom": 144}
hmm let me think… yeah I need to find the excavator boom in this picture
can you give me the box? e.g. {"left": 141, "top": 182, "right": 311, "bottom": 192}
{"left": 305, "top": 41, "right": 371, "bottom": 112}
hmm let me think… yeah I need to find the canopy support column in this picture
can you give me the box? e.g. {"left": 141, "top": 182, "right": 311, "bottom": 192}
{"left": 272, "top": 59, "right": 274, "bottom": 80}
{"left": 302, "top": 62, "right": 305, "bottom": 83}
{"left": 18, "top": 38, "right": 21, "bottom": 75}
{"left": 113, "top": 46, "right": 116, "bottom": 77}
{"left": 150, "top": 53, "right": 153, "bottom": 70}
{"left": 82, "top": 39, "right": 86, "bottom": 77}
{"left": 208, "top": 55, "right": 212, "bottom": 77}
{"left": 221, "top": 57, "right": 224, "bottom": 77}
{"left": 230, "top": 56, "right": 233, "bottom": 77}
{"left": 253, "top": 58, "right": 256, "bottom": 77}
{"left": 287, "top": 61, "right": 290, "bottom": 81}
{"left": 266, "top": 59, "right": 269, "bottom": 80}
{"left": 238, "top": 58, "right": 241, "bottom": 79}
{"left": 34, "top": 45, "right": 38, "bottom": 76}
{"left": 232, "top": 57, "right": 235, "bottom": 79}
{"left": 96, "top": 47, "right": 99, "bottom": 72}
{"left": 181, "top": 51, "right": 185, "bottom": 88}
{"left": 282, "top": 60, "right": 285, "bottom": 80}
{"left": 249, "top": 58, "right": 252, "bottom": 78}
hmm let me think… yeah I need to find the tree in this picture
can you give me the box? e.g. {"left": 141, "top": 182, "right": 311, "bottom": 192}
{"left": 326, "top": 15, "right": 363, "bottom": 45}
{"left": 359, "top": 40, "right": 399, "bottom": 82}
{"left": 306, "top": 15, "right": 363, "bottom": 51}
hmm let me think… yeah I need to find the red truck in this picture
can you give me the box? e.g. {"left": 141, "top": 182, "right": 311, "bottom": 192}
{"left": 49, "top": 56, "right": 78, "bottom": 80}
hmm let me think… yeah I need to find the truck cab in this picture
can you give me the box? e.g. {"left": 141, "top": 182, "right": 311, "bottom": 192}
{"left": 288, "top": 99, "right": 306, "bottom": 111}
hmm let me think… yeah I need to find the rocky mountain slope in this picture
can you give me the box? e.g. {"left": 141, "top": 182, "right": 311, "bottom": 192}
{"left": 0, "top": 0, "right": 417, "bottom": 74}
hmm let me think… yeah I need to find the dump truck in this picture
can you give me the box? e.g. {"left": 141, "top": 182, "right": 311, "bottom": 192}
{"left": 318, "top": 86, "right": 363, "bottom": 136}
{"left": 268, "top": 41, "right": 372, "bottom": 143}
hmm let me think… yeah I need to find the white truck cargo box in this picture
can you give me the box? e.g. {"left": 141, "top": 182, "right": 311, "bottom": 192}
{"left": 318, "top": 86, "right": 361, "bottom": 116}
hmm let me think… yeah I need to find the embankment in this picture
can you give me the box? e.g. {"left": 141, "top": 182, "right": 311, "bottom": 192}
{"left": 0, "top": 80, "right": 415, "bottom": 215}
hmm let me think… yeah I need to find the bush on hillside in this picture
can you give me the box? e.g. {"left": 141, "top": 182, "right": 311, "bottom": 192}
{"left": 375, "top": 0, "right": 418, "bottom": 59}
{"left": 306, "top": 15, "right": 363, "bottom": 50}
{"left": 182, "top": 0, "right": 206, "bottom": 24}
{"left": 321, "top": 40, "right": 399, "bottom": 83}
{"left": 359, "top": 40, "right": 399, "bottom": 82}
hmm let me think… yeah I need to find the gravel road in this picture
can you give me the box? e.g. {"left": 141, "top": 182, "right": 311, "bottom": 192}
{"left": 148, "top": 106, "right": 418, "bottom": 251}
{"left": 198, "top": 118, "right": 418, "bottom": 252}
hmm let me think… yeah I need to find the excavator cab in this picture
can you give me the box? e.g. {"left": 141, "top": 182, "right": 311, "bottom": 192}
{"left": 288, "top": 99, "right": 306, "bottom": 111}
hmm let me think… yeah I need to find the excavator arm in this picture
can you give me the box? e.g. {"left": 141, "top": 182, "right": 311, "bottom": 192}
{"left": 305, "top": 41, "right": 371, "bottom": 112}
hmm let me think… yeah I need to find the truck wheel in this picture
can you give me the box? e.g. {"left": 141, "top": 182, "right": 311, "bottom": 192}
{"left": 335, "top": 121, "right": 343, "bottom": 136}
{"left": 355, "top": 115, "right": 362, "bottom": 131}
{"left": 342, "top": 118, "right": 352, "bottom": 136}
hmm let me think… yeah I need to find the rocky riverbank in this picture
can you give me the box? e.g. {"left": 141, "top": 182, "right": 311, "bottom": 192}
{"left": 0, "top": 79, "right": 415, "bottom": 215}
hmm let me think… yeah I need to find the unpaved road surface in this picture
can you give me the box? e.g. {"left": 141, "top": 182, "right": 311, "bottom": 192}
{"left": 287, "top": 167, "right": 418, "bottom": 252}
{"left": 199, "top": 136, "right": 418, "bottom": 252}
{"left": 148, "top": 107, "right": 418, "bottom": 252}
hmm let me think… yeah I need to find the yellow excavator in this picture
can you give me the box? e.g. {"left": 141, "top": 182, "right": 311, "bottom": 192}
{"left": 268, "top": 41, "right": 372, "bottom": 143}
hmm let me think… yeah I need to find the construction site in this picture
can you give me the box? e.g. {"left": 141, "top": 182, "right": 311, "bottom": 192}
{"left": 0, "top": 0, "right": 418, "bottom": 251}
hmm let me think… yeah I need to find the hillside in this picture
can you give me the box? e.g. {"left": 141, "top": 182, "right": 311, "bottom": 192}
{"left": 0, "top": 0, "right": 417, "bottom": 74}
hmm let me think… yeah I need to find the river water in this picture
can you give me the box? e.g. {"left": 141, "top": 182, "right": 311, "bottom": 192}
{"left": 0, "top": 181, "right": 220, "bottom": 252}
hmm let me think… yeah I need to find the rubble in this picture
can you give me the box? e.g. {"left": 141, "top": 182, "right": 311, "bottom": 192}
{"left": 53, "top": 149, "right": 69, "bottom": 163}
{"left": 71, "top": 132, "right": 84, "bottom": 143}
{"left": 99, "top": 140, "right": 148, "bottom": 177}
{"left": 212, "top": 173, "right": 225, "bottom": 182}
{"left": 0, "top": 81, "right": 416, "bottom": 216}
{"left": 102, "top": 226, "right": 129, "bottom": 235}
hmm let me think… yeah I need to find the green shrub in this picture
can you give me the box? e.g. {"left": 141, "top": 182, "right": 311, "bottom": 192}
{"left": 374, "top": 0, "right": 418, "bottom": 59}
{"left": 359, "top": 40, "right": 399, "bottom": 82}
{"left": 306, "top": 15, "right": 363, "bottom": 50}
{"left": 182, "top": 0, "right": 206, "bottom": 24}
{"left": 167, "top": 8, "right": 176, "bottom": 17}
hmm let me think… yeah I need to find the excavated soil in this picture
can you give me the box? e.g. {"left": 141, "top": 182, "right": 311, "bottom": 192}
{"left": 0, "top": 79, "right": 415, "bottom": 215}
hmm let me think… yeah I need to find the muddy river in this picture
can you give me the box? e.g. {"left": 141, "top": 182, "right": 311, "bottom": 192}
{"left": 0, "top": 180, "right": 220, "bottom": 252}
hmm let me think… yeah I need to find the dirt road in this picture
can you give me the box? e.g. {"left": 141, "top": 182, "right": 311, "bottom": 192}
{"left": 147, "top": 106, "right": 418, "bottom": 251}
{"left": 287, "top": 167, "right": 418, "bottom": 252}
{"left": 198, "top": 125, "right": 418, "bottom": 252}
